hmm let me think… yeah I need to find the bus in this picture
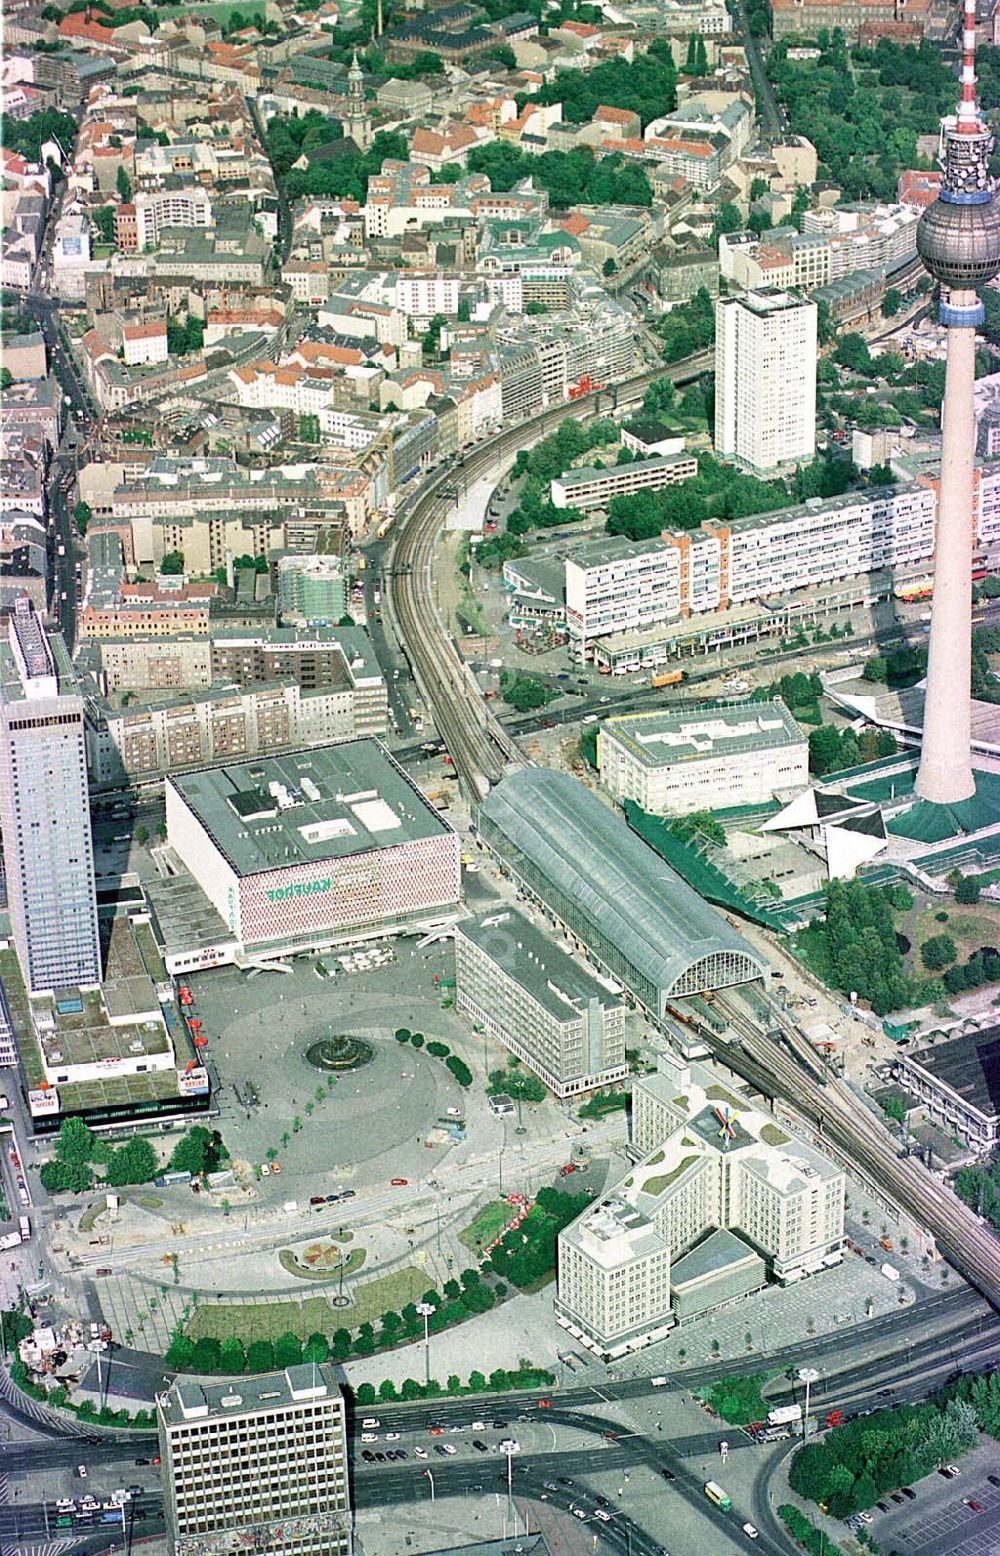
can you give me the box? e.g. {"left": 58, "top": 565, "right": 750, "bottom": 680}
{"left": 705, "top": 1482, "right": 732, "bottom": 1512}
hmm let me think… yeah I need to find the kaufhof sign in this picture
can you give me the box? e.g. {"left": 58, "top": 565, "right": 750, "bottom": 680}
{"left": 177, "top": 1066, "right": 210, "bottom": 1097}
{"left": 29, "top": 1088, "right": 60, "bottom": 1117}
{"left": 265, "top": 877, "right": 332, "bottom": 904}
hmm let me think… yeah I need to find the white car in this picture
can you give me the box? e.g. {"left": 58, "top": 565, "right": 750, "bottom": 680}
{"left": 360, "top": 1433, "right": 378, "bottom": 1443}
{"left": 593, "top": 1509, "right": 612, "bottom": 1523}
{"left": 77, "top": 1466, "right": 87, "bottom": 1479}
{"left": 441, "top": 1444, "right": 457, "bottom": 1456}
{"left": 572, "top": 1507, "right": 587, "bottom": 1520}
{"left": 742, "top": 1525, "right": 759, "bottom": 1540}
{"left": 413, "top": 1447, "right": 427, "bottom": 1458}
{"left": 260, "top": 1163, "right": 271, "bottom": 1177}
{"left": 385, "top": 1432, "right": 400, "bottom": 1441}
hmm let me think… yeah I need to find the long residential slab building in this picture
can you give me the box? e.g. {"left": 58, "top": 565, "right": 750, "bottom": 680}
{"left": 505, "top": 469, "right": 1000, "bottom": 651}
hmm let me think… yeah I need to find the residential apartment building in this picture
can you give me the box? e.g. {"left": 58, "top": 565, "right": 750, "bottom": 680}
{"left": 88, "top": 627, "right": 388, "bottom": 781}
{"left": 157, "top": 1365, "right": 352, "bottom": 1556}
{"left": 276, "top": 554, "right": 347, "bottom": 625}
{"left": 0, "top": 598, "right": 102, "bottom": 995}
{"left": 552, "top": 452, "right": 698, "bottom": 512}
{"left": 598, "top": 700, "right": 808, "bottom": 815}
{"left": 455, "top": 908, "right": 628, "bottom": 1098}
{"left": 556, "top": 1053, "right": 845, "bottom": 1355}
{"left": 527, "top": 478, "right": 943, "bottom": 652}
{"left": 130, "top": 185, "right": 213, "bottom": 250}
{"left": 715, "top": 290, "right": 817, "bottom": 474}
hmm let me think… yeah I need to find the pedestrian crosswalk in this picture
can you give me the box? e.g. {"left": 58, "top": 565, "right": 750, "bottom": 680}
{"left": 4, "top": 1541, "right": 79, "bottom": 1556}
{"left": 0, "top": 1368, "right": 89, "bottom": 1435}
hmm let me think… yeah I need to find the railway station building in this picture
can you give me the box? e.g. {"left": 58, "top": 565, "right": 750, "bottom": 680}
{"left": 475, "top": 768, "right": 767, "bottom": 1021}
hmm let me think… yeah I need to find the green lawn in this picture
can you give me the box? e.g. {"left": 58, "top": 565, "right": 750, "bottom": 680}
{"left": 905, "top": 904, "right": 1000, "bottom": 977}
{"left": 159, "top": 1, "right": 263, "bottom": 20}
{"left": 184, "top": 1265, "right": 428, "bottom": 1340}
{"left": 458, "top": 1200, "right": 513, "bottom": 1252}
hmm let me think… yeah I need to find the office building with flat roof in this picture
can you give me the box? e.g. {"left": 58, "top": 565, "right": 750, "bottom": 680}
{"left": 551, "top": 451, "right": 698, "bottom": 512}
{"left": 896, "top": 1025, "right": 1000, "bottom": 1153}
{"left": 598, "top": 699, "right": 808, "bottom": 815}
{"left": 158, "top": 1364, "right": 351, "bottom": 1556}
{"left": 715, "top": 289, "right": 817, "bottom": 474}
{"left": 476, "top": 769, "right": 767, "bottom": 1020}
{"left": 166, "top": 739, "right": 460, "bottom": 955}
{"left": 556, "top": 1052, "right": 845, "bottom": 1355}
{"left": 455, "top": 907, "right": 628, "bottom": 1098}
{"left": 0, "top": 598, "right": 101, "bottom": 995}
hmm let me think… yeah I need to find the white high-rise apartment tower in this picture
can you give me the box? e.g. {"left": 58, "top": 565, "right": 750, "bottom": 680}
{"left": 715, "top": 289, "right": 817, "bottom": 474}
{"left": 0, "top": 596, "right": 101, "bottom": 995}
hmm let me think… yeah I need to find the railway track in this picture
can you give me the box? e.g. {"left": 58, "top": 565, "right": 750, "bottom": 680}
{"left": 712, "top": 993, "right": 1000, "bottom": 1311}
{"left": 387, "top": 353, "right": 713, "bottom": 798}
{"left": 388, "top": 348, "right": 1000, "bottom": 1312}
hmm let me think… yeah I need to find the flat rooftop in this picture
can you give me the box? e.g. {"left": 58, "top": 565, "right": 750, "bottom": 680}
{"left": 168, "top": 738, "right": 453, "bottom": 878}
{"left": 907, "top": 1026, "right": 1000, "bottom": 1122}
{"left": 671, "top": 1226, "right": 763, "bottom": 1287}
{"left": 161, "top": 1364, "right": 343, "bottom": 1426}
{"left": 566, "top": 535, "right": 667, "bottom": 570}
{"left": 601, "top": 698, "right": 803, "bottom": 768}
{"left": 556, "top": 453, "right": 694, "bottom": 491}
{"left": 458, "top": 908, "right": 623, "bottom": 1023}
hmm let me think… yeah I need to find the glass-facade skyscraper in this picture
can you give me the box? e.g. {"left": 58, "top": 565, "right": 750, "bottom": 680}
{"left": 0, "top": 596, "right": 101, "bottom": 995}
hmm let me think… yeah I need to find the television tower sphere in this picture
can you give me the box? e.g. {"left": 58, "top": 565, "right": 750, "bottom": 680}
{"left": 917, "top": 191, "right": 1000, "bottom": 287}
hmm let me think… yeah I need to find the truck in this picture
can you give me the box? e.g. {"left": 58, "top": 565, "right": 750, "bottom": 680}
{"left": 651, "top": 669, "right": 685, "bottom": 688}
{"left": 18, "top": 1215, "right": 29, "bottom": 1240}
{"left": 767, "top": 1403, "right": 802, "bottom": 1428}
{"left": 705, "top": 1482, "right": 732, "bottom": 1512}
{"left": 0, "top": 1232, "right": 21, "bottom": 1251}
{"left": 881, "top": 1262, "right": 900, "bottom": 1282}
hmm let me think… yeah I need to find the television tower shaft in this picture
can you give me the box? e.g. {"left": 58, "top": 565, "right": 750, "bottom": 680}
{"left": 913, "top": 0, "right": 1000, "bottom": 803}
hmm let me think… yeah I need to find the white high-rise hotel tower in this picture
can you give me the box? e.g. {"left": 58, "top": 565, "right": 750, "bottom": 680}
{"left": 915, "top": 0, "right": 1000, "bottom": 803}
{"left": 0, "top": 597, "right": 101, "bottom": 995}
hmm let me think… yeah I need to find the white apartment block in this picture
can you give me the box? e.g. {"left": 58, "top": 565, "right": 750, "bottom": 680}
{"left": 556, "top": 1053, "right": 845, "bottom": 1355}
{"left": 551, "top": 452, "right": 698, "bottom": 512}
{"left": 455, "top": 908, "right": 628, "bottom": 1098}
{"left": 395, "top": 272, "right": 460, "bottom": 319}
{"left": 715, "top": 290, "right": 817, "bottom": 474}
{"left": 158, "top": 1365, "right": 352, "bottom": 1556}
{"left": 555, "top": 479, "right": 940, "bottom": 649}
{"left": 598, "top": 699, "right": 808, "bottom": 816}
{"left": 133, "top": 186, "right": 212, "bottom": 250}
{"left": 565, "top": 537, "right": 681, "bottom": 644}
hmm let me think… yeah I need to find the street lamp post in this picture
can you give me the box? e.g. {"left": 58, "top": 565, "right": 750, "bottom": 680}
{"left": 798, "top": 1366, "right": 821, "bottom": 1442}
{"left": 422, "top": 1468, "right": 434, "bottom": 1504}
{"left": 416, "top": 1301, "right": 435, "bottom": 1387}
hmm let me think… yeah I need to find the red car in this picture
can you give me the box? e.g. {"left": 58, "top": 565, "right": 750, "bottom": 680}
{"left": 428, "top": 1427, "right": 443, "bottom": 1436}
{"left": 964, "top": 1499, "right": 984, "bottom": 1513}
{"left": 536, "top": 1399, "right": 551, "bottom": 1409}
{"left": 559, "top": 1163, "right": 576, "bottom": 1177}
{"left": 390, "top": 1177, "right": 408, "bottom": 1187}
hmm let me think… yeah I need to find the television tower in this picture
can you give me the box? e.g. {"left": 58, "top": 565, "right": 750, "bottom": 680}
{"left": 914, "top": 0, "right": 1000, "bottom": 803}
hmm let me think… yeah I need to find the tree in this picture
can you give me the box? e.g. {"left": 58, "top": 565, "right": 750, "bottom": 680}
{"left": 104, "top": 1136, "right": 158, "bottom": 1186}
{"left": 881, "top": 287, "right": 902, "bottom": 317}
{"left": 134, "top": 824, "right": 149, "bottom": 846}
{"left": 74, "top": 499, "right": 92, "bottom": 535}
{"left": 165, "top": 1334, "right": 195, "bottom": 1369}
{"left": 92, "top": 205, "right": 115, "bottom": 244}
{"left": 602, "top": 256, "right": 617, "bottom": 277}
{"left": 880, "top": 1094, "right": 907, "bottom": 1125}
{"left": 170, "top": 1126, "right": 227, "bottom": 1178}
{"left": 160, "top": 551, "right": 184, "bottom": 575}
{"left": 189, "top": 1336, "right": 221, "bottom": 1373}
{"left": 920, "top": 934, "right": 957, "bottom": 972}
{"left": 116, "top": 164, "right": 132, "bottom": 203}
{"left": 955, "top": 873, "right": 981, "bottom": 904}
{"left": 246, "top": 1340, "right": 274, "bottom": 1372}
{"left": 0, "top": 367, "right": 11, "bottom": 393}
{"left": 55, "top": 1115, "right": 96, "bottom": 1166}
{"left": 219, "top": 1336, "right": 247, "bottom": 1372}
{"left": 273, "top": 1331, "right": 302, "bottom": 1368}
{"left": 749, "top": 175, "right": 770, "bottom": 202}
{"left": 303, "top": 1332, "right": 329, "bottom": 1362}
